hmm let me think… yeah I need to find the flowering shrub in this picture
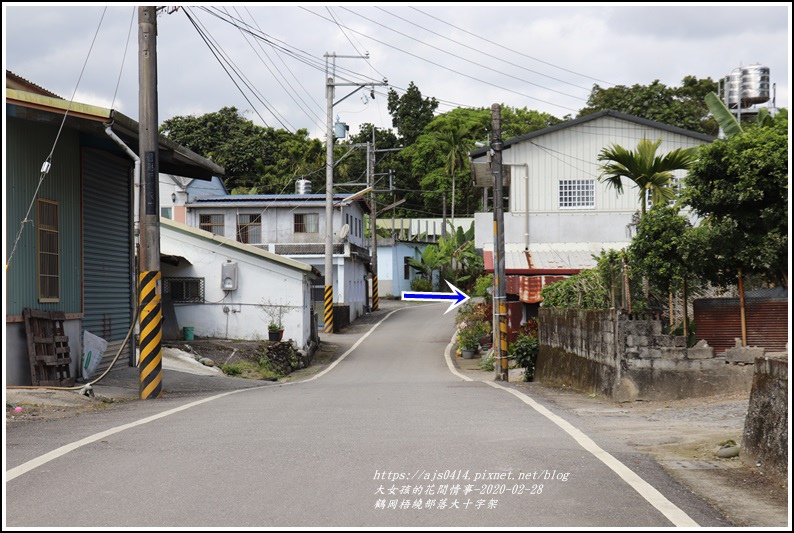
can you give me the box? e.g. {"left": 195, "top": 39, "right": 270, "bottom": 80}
{"left": 457, "top": 320, "right": 489, "bottom": 350}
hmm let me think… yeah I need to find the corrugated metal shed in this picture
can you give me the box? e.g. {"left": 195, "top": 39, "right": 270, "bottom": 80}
{"left": 694, "top": 295, "right": 789, "bottom": 354}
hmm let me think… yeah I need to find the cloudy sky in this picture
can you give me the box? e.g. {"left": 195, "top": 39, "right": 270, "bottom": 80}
{"left": 3, "top": 3, "right": 791, "bottom": 140}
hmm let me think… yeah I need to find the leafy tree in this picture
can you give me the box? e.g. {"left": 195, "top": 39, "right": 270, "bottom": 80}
{"left": 387, "top": 81, "right": 439, "bottom": 145}
{"left": 159, "top": 107, "right": 267, "bottom": 187}
{"left": 160, "top": 107, "right": 327, "bottom": 192}
{"left": 681, "top": 110, "right": 788, "bottom": 287}
{"left": 579, "top": 77, "right": 719, "bottom": 135}
{"left": 597, "top": 138, "right": 698, "bottom": 216}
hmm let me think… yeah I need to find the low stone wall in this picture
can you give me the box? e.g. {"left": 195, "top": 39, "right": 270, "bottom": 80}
{"left": 741, "top": 355, "right": 789, "bottom": 486}
{"left": 537, "top": 308, "right": 754, "bottom": 401}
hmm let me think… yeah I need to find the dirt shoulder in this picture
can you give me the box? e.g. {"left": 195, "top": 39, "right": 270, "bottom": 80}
{"left": 453, "top": 354, "right": 790, "bottom": 527}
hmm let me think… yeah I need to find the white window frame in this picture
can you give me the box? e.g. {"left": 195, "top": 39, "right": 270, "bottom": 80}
{"left": 558, "top": 179, "right": 595, "bottom": 210}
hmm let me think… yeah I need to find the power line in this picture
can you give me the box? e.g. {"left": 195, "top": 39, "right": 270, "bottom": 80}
{"left": 340, "top": 7, "right": 586, "bottom": 102}
{"left": 376, "top": 6, "right": 592, "bottom": 93}
{"left": 411, "top": 6, "right": 618, "bottom": 87}
{"left": 299, "top": 7, "right": 580, "bottom": 113}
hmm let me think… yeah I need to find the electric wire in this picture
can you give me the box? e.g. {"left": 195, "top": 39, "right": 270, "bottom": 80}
{"left": 376, "top": 6, "right": 592, "bottom": 93}
{"left": 299, "top": 6, "right": 580, "bottom": 113}
{"left": 339, "top": 7, "right": 585, "bottom": 102}
{"left": 230, "top": 6, "right": 325, "bottom": 131}
{"left": 184, "top": 7, "right": 293, "bottom": 131}
{"left": 411, "top": 6, "right": 618, "bottom": 87}
{"left": 110, "top": 7, "right": 135, "bottom": 111}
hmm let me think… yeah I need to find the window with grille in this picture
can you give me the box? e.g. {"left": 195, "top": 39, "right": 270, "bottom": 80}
{"left": 163, "top": 277, "right": 205, "bottom": 303}
{"left": 404, "top": 257, "right": 411, "bottom": 280}
{"left": 236, "top": 214, "right": 261, "bottom": 243}
{"left": 199, "top": 214, "right": 224, "bottom": 236}
{"left": 559, "top": 179, "right": 595, "bottom": 209}
{"left": 294, "top": 213, "right": 319, "bottom": 233}
{"left": 37, "top": 199, "right": 59, "bottom": 302}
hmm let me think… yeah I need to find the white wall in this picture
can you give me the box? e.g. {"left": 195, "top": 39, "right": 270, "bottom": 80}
{"left": 161, "top": 225, "right": 314, "bottom": 349}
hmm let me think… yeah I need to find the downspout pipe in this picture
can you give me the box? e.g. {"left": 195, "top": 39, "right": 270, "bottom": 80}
{"left": 104, "top": 123, "right": 140, "bottom": 242}
{"left": 104, "top": 123, "right": 141, "bottom": 367}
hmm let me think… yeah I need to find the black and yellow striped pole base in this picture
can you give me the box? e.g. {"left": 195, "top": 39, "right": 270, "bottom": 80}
{"left": 371, "top": 275, "right": 379, "bottom": 311}
{"left": 323, "top": 285, "right": 334, "bottom": 334}
{"left": 138, "top": 271, "right": 163, "bottom": 399}
{"left": 499, "top": 302, "right": 509, "bottom": 381}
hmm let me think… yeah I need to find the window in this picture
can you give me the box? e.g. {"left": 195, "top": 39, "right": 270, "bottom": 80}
{"left": 161, "top": 207, "right": 173, "bottom": 219}
{"left": 559, "top": 179, "right": 595, "bottom": 209}
{"left": 199, "top": 214, "right": 224, "bottom": 236}
{"left": 37, "top": 199, "right": 59, "bottom": 302}
{"left": 294, "top": 213, "right": 319, "bottom": 233}
{"left": 404, "top": 257, "right": 412, "bottom": 280}
{"left": 236, "top": 214, "right": 261, "bottom": 243}
{"left": 163, "top": 277, "right": 205, "bottom": 303}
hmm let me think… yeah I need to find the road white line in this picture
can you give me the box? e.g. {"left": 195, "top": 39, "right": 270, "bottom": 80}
{"left": 6, "top": 388, "right": 257, "bottom": 482}
{"left": 7, "top": 307, "right": 407, "bottom": 481}
{"left": 443, "top": 341, "right": 698, "bottom": 527}
{"left": 295, "top": 308, "right": 405, "bottom": 384}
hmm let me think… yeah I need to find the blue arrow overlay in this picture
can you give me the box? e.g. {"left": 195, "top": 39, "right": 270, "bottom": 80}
{"left": 401, "top": 281, "right": 471, "bottom": 314}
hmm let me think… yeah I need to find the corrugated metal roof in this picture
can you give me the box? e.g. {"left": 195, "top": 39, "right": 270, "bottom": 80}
{"left": 470, "top": 109, "right": 716, "bottom": 160}
{"left": 484, "top": 248, "right": 598, "bottom": 274}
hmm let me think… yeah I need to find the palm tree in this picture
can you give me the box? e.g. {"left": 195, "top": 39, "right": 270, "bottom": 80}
{"left": 435, "top": 124, "right": 472, "bottom": 226}
{"left": 597, "top": 138, "right": 698, "bottom": 216}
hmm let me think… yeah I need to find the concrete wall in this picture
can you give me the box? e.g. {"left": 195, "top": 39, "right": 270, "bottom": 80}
{"left": 537, "top": 308, "right": 754, "bottom": 401}
{"left": 741, "top": 355, "right": 788, "bottom": 486}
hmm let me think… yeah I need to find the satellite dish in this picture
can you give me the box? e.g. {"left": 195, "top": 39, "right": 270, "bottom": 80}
{"left": 339, "top": 224, "right": 350, "bottom": 240}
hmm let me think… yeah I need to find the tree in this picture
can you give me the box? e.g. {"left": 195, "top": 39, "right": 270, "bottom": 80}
{"left": 579, "top": 78, "right": 719, "bottom": 135}
{"left": 627, "top": 205, "right": 707, "bottom": 335}
{"left": 160, "top": 107, "right": 267, "bottom": 188}
{"left": 681, "top": 110, "right": 788, "bottom": 287}
{"left": 597, "top": 138, "right": 698, "bottom": 216}
{"left": 387, "top": 81, "right": 438, "bottom": 145}
{"left": 160, "top": 107, "right": 327, "bottom": 192}
{"left": 435, "top": 122, "right": 473, "bottom": 225}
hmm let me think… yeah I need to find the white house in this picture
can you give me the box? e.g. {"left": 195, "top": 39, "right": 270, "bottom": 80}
{"left": 160, "top": 218, "right": 320, "bottom": 352}
{"left": 470, "top": 110, "right": 715, "bottom": 317}
{"left": 183, "top": 192, "right": 371, "bottom": 327}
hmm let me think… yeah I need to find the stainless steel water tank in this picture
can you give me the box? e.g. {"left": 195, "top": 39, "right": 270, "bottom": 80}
{"left": 724, "top": 68, "right": 742, "bottom": 109}
{"left": 295, "top": 178, "right": 311, "bottom": 195}
{"left": 740, "top": 64, "right": 771, "bottom": 106}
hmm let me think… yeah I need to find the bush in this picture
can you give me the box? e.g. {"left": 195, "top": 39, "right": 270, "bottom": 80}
{"left": 410, "top": 277, "right": 433, "bottom": 292}
{"left": 472, "top": 274, "right": 493, "bottom": 298}
{"left": 510, "top": 334, "right": 539, "bottom": 382}
{"left": 480, "top": 354, "right": 494, "bottom": 371}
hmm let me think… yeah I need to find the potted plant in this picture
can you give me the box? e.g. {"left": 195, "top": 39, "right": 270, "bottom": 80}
{"left": 457, "top": 322, "right": 482, "bottom": 359}
{"left": 259, "top": 298, "right": 290, "bottom": 342}
{"left": 267, "top": 321, "right": 284, "bottom": 342}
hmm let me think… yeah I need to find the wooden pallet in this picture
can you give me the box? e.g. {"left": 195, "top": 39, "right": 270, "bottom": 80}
{"left": 22, "top": 308, "right": 75, "bottom": 387}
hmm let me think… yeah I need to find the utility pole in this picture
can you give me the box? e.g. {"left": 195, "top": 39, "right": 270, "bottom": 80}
{"left": 491, "top": 104, "right": 508, "bottom": 382}
{"left": 368, "top": 138, "right": 378, "bottom": 311}
{"left": 323, "top": 52, "right": 387, "bottom": 332}
{"left": 138, "top": 6, "right": 163, "bottom": 398}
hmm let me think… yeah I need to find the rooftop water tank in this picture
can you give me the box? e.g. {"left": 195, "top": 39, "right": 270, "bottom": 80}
{"left": 295, "top": 178, "right": 311, "bottom": 195}
{"left": 725, "top": 65, "right": 771, "bottom": 109}
{"left": 740, "top": 64, "right": 770, "bottom": 106}
{"left": 724, "top": 68, "right": 743, "bottom": 109}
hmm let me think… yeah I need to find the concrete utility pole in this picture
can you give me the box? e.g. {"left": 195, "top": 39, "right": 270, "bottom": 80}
{"left": 368, "top": 139, "right": 378, "bottom": 311}
{"left": 491, "top": 104, "right": 508, "bottom": 382}
{"left": 138, "top": 6, "right": 163, "bottom": 399}
{"left": 323, "top": 52, "right": 387, "bottom": 332}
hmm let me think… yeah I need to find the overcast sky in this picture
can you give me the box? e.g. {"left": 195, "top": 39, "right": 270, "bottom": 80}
{"left": 3, "top": 3, "right": 791, "bottom": 141}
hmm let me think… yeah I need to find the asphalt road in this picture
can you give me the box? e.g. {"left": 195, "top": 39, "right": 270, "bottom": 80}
{"left": 5, "top": 302, "right": 731, "bottom": 528}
